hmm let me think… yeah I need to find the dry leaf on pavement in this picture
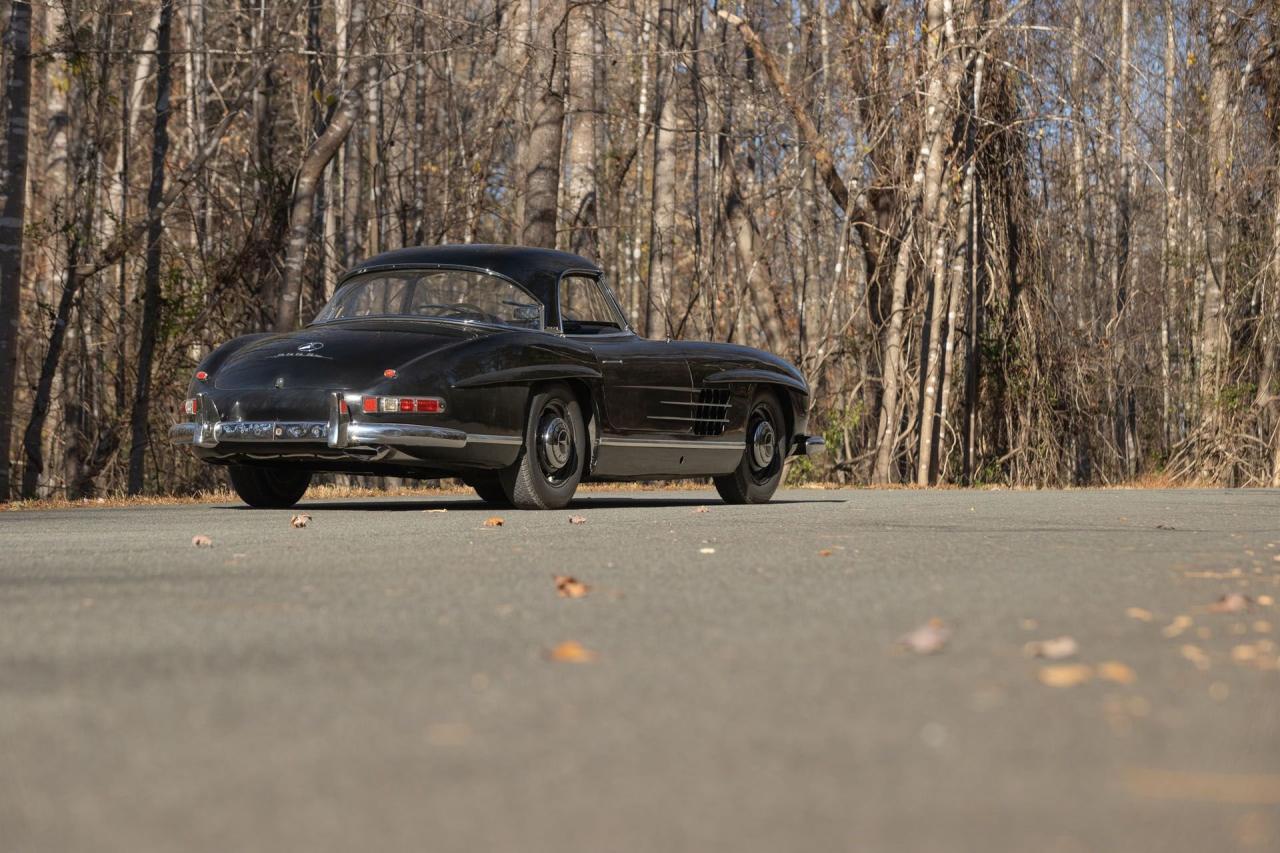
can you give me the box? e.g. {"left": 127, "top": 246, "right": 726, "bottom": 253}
{"left": 567, "top": 515, "right": 587, "bottom": 525}
{"left": 554, "top": 575, "right": 589, "bottom": 599}
{"left": 423, "top": 508, "right": 448, "bottom": 513}
{"left": 818, "top": 549, "right": 833, "bottom": 557}
{"left": 1125, "top": 607, "right": 1153, "bottom": 622}
{"left": 1098, "top": 661, "right": 1136, "bottom": 684}
{"left": 1038, "top": 664, "right": 1093, "bottom": 687}
{"left": 699, "top": 547, "right": 716, "bottom": 554}
{"left": 1024, "top": 636, "right": 1079, "bottom": 660}
{"left": 290, "top": 513, "right": 311, "bottom": 528}
{"left": 483, "top": 516, "right": 504, "bottom": 528}
{"left": 192, "top": 534, "right": 213, "bottom": 548}
{"left": 548, "top": 641, "right": 596, "bottom": 663}
{"left": 1208, "top": 593, "right": 1253, "bottom": 614}
{"left": 1161, "top": 615, "right": 1193, "bottom": 638}
{"left": 692, "top": 506, "right": 709, "bottom": 514}
{"left": 1180, "top": 644, "right": 1211, "bottom": 669}
{"left": 898, "top": 618, "right": 950, "bottom": 655}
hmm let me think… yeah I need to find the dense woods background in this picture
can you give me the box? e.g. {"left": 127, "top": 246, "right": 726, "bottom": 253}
{"left": 0, "top": 0, "right": 1278, "bottom": 500}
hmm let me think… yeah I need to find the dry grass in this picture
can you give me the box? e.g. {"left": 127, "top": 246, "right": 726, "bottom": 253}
{"left": 0, "top": 471, "right": 1229, "bottom": 513}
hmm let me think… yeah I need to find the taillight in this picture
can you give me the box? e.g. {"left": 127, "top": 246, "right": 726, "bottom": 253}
{"left": 362, "top": 396, "right": 445, "bottom": 415}
{"left": 184, "top": 398, "right": 199, "bottom": 415}
{"left": 195, "top": 370, "right": 208, "bottom": 381}
{"left": 338, "top": 399, "right": 349, "bottom": 414}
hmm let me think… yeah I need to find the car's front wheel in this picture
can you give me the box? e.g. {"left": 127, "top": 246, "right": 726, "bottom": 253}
{"left": 228, "top": 465, "right": 312, "bottom": 509}
{"left": 500, "top": 383, "right": 585, "bottom": 509}
{"left": 714, "top": 390, "right": 787, "bottom": 504}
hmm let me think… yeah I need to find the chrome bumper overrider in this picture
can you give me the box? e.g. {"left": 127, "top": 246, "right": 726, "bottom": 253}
{"left": 168, "top": 391, "right": 515, "bottom": 451}
{"left": 796, "top": 435, "right": 826, "bottom": 458}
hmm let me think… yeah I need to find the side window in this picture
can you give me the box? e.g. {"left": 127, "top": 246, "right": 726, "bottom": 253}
{"left": 560, "top": 275, "right": 625, "bottom": 334}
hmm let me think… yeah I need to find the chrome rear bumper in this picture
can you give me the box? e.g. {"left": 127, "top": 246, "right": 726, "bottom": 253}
{"left": 794, "top": 434, "right": 826, "bottom": 458}
{"left": 168, "top": 391, "right": 517, "bottom": 451}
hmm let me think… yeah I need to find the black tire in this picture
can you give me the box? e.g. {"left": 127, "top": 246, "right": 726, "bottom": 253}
{"left": 714, "top": 390, "right": 787, "bottom": 505}
{"left": 469, "top": 476, "right": 511, "bottom": 506}
{"left": 499, "top": 382, "right": 586, "bottom": 510}
{"left": 228, "top": 465, "right": 312, "bottom": 509}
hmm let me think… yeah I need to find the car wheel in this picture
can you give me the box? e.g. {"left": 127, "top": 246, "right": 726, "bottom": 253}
{"left": 469, "top": 476, "right": 511, "bottom": 506}
{"left": 500, "top": 383, "right": 585, "bottom": 510}
{"left": 714, "top": 390, "right": 787, "bottom": 505}
{"left": 228, "top": 465, "right": 312, "bottom": 509}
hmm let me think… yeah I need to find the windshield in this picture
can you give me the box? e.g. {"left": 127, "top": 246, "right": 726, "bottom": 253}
{"left": 314, "top": 269, "right": 544, "bottom": 329}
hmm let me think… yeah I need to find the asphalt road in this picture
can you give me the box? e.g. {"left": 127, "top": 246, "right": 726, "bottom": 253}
{"left": 2, "top": 488, "right": 1279, "bottom": 852}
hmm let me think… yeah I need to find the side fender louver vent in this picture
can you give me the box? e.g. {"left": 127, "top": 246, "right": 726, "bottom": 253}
{"left": 693, "top": 387, "right": 731, "bottom": 436}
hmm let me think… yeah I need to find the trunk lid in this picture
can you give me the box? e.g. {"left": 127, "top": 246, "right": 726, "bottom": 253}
{"left": 212, "top": 320, "right": 480, "bottom": 390}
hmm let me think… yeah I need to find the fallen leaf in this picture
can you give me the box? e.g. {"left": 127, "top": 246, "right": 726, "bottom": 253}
{"left": 898, "top": 618, "right": 950, "bottom": 655}
{"left": 548, "top": 640, "right": 596, "bottom": 663}
{"left": 692, "top": 506, "right": 710, "bottom": 514}
{"left": 1232, "top": 643, "right": 1260, "bottom": 664}
{"left": 1126, "top": 607, "right": 1153, "bottom": 622}
{"left": 567, "top": 515, "right": 587, "bottom": 525}
{"left": 699, "top": 547, "right": 716, "bottom": 555}
{"left": 290, "top": 513, "right": 311, "bottom": 528}
{"left": 1181, "top": 644, "right": 1211, "bottom": 669}
{"left": 1156, "top": 524, "right": 1176, "bottom": 530}
{"left": 192, "top": 535, "right": 213, "bottom": 548}
{"left": 1038, "top": 664, "right": 1093, "bottom": 687}
{"left": 554, "top": 575, "right": 589, "bottom": 599}
{"left": 1259, "top": 595, "right": 1274, "bottom": 607}
{"left": 1162, "top": 615, "right": 1193, "bottom": 638}
{"left": 1098, "top": 661, "right": 1136, "bottom": 684}
{"left": 1024, "top": 636, "right": 1079, "bottom": 660}
{"left": 423, "top": 508, "right": 448, "bottom": 513}
{"left": 483, "top": 516, "right": 504, "bottom": 528}
{"left": 1209, "top": 593, "right": 1253, "bottom": 614}
{"left": 818, "top": 549, "right": 833, "bottom": 557}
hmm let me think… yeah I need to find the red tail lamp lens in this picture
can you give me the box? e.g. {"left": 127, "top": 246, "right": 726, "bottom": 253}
{"left": 184, "top": 398, "right": 199, "bottom": 415}
{"left": 383, "top": 369, "right": 397, "bottom": 379}
{"left": 399, "top": 398, "right": 414, "bottom": 413}
{"left": 362, "top": 397, "right": 378, "bottom": 413}
{"left": 195, "top": 370, "right": 208, "bottom": 381}
{"left": 416, "top": 398, "right": 441, "bottom": 413}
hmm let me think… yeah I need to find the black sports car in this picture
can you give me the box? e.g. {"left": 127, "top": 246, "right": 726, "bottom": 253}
{"left": 171, "top": 245, "right": 824, "bottom": 509}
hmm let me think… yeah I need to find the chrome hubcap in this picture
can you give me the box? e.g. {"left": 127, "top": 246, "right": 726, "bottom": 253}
{"left": 538, "top": 415, "right": 572, "bottom": 472}
{"left": 750, "top": 419, "right": 776, "bottom": 469}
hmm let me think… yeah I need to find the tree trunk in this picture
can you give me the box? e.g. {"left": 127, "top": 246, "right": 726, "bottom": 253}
{"left": 0, "top": 0, "right": 32, "bottom": 501}
{"left": 520, "top": 0, "right": 565, "bottom": 249}
{"left": 276, "top": 0, "right": 367, "bottom": 330}
{"left": 126, "top": 0, "right": 175, "bottom": 495}
{"left": 563, "top": 1, "right": 599, "bottom": 260}
{"left": 645, "top": 0, "right": 677, "bottom": 337}
{"left": 1160, "top": 0, "right": 1176, "bottom": 453}
{"left": 1200, "top": 4, "right": 1233, "bottom": 442}
{"left": 872, "top": 0, "right": 952, "bottom": 484}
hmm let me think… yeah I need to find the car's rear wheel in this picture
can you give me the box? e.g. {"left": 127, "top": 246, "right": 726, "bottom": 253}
{"left": 500, "top": 383, "right": 585, "bottom": 509}
{"left": 714, "top": 390, "right": 787, "bottom": 505}
{"left": 228, "top": 465, "right": 312, "bottom": 509}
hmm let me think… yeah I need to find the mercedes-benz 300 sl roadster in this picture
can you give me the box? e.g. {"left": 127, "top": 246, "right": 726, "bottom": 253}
{"left": 171, "top": 244, "right": 824, "bottom": 509}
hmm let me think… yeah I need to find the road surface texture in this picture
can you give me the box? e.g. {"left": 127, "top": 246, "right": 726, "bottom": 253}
{"left": 2, "top": 488, "right": 1279, "bottom": 852}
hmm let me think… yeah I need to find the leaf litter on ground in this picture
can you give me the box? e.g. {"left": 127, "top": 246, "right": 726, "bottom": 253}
{"left": 897, "top": 618, "right": 950, "bottom": 655}
{"left": 548, "top": 641, "right": 596, "bottom": 663}
{"left": 483, "top": 516, "right": 504, "bottom": 527}
{"left": 554, "top": 575, "right": 589, "bottom": 599}
{"left": 290, "top": 513, "right": 311, "bottom": 528}
{"left": 1038, "top": 664, "right": 1093, "bottom": 687}
{"left": 192, "top": 534, "right": 213, "bottom": 548}
{"left": 1024, "top": 636, "right": 1079, "bottom": 660}
{"left": 567, "top": 515, "right": 587, "bottom": 525}
{"left": 1208, "top": 592, "right": 1253, "bottom": 614}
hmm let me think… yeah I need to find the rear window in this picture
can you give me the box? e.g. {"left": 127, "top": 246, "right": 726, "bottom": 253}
{"left": 315, "top": 269, "right": 544, "bottom": 329}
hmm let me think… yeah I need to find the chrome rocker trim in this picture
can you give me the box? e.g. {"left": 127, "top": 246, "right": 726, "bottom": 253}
{"left": 168, "top": 391, "right": 517, "bottom": 452}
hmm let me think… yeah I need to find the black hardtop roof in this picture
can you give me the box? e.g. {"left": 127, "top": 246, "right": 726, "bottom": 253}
{"left": 344, "top": 245, "right": 602, "bottom": 303}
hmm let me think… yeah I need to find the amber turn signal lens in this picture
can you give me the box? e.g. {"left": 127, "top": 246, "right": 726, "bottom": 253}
{"left": 195, "top": 370, "right": 208, "bottom": 381}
